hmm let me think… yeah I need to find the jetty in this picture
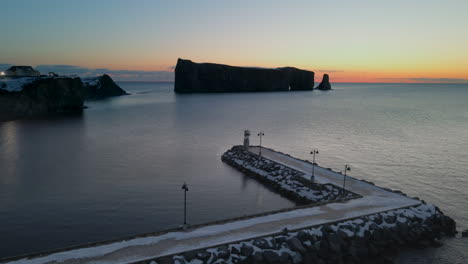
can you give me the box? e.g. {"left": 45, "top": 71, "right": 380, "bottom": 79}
{"left": 1, "top": 139, "right": 456, "bottom": 264}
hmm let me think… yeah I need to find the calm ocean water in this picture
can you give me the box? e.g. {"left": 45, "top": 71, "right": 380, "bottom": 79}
{"left": 0, "top": 82, "right": 467, "bottom": 262}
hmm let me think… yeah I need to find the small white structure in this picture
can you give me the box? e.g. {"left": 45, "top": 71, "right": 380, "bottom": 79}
{"left": 2, "top": 66, "right": 40, "bottom": 77}
{"left": 243, "top": 130, "right": 250, "bottom": 149}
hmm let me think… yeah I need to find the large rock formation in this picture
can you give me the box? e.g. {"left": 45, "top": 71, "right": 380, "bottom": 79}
{"left": 0, "top": 77, "right": 85, "bottom": 120}
{"left": 174, "top": 59, "right": 315, "bottom": 93}
{"left": 316, "top": 74, "right": 332, "bottom": 90}
{"left": 0, "top": 74, "right": 128, "bottom": 121}
{"left": 82, "top": 74, "right": 128, "bottom": 99}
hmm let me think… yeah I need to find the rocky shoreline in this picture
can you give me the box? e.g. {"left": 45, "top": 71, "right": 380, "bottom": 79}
{"left": 0, "top": 75, "right": 127, "bottom": 121}
{"left": 222, "top": 146, "right": 360, "bottom": 205}
{"left": 0, "top": 77, "right": 85, "bottom": 120}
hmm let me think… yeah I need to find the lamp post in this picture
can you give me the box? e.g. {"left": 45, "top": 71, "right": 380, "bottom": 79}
{"left": 257, "top": 132, "right": 264, "bottom": 156}
{"left": 181, "top": 183, "right": 189, "bottom": 225}
{"left": 342, "top": 165, "right": 351, "bottom": 197}
{"left": 310, "top": 149, "right": 319, "bottom": 180}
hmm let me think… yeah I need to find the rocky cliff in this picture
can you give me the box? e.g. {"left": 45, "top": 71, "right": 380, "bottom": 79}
{"left": 0, "top": 74, "right": 128, "bottom": 121}
{"left": 316, "top": 74, "right": 332, "bottom": 90}
{"left": 82, "top": 74, "right": 128, "bottom": 99}
{"left": 0, "top": 77, "right": 85, "bottom": 120}
{"left": 174, "top": 59, "right": 315, "bottom": 93}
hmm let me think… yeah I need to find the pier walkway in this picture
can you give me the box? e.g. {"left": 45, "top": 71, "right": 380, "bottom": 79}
{"left": 5, "top": 147, "right": 421, "bottom": 264}
{"left": 248, "top": 146, "right": 416, "bottom": 209}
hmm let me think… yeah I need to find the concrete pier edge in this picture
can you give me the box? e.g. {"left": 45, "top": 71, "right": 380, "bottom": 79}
{"left": 128, "top": 204, "right": 420, "bottom": 264}
{"left": 0, "top": 197, "right": 357, "bottom": 263}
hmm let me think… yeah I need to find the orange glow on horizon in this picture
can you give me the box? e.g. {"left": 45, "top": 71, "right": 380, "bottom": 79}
{"left": 45, "top": 57, "right": 468, "bottom": 83}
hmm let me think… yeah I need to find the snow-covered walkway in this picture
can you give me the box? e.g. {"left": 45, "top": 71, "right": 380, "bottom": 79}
{"left": 248, "top": 146, "right": 417, "bottom": 207}
{"left": 5, "top": 147, "right": 421, "bottom": 264}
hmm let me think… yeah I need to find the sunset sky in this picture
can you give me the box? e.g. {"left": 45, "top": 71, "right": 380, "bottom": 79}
{"left": 1, "top": 0, "right": 467, "bottom": 82}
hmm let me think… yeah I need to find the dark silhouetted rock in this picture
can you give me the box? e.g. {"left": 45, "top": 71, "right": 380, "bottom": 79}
{"left": 273, "top": 236, "right": 287, "bottom": 245}
{"left": 297, "top": 230, "right": 311, "bottom": 242}
{"left": 263, "top": 250, "right": 289, "bottom": 264}
{"left": 241, "top": 244, "right": 254, "bottom": 256}
{"left": 232, "top": 246, "right": 241, "bottom": 256}
{"left": 174, "top": 58, "right": 314, "bottom": 93}
{"left": 155, "top": 256, "right": 174, "bottom": 264}
{"left": 252, "top": 252, "right": 264, "bottom": 263}
{"left": 316, "top": 74, "right": 332, "bottom": 90}
{"left": 0, "top": 77, "right": 85, "bottom": 120}
{"left": 185, "top": 249, "right": 215, "bottom": 262}
{"left": 82, "top": 74, "right": 128, "bottom": 99}
{"left": 253, "top": 238, "right": 270, "bottom": 249}
{"left": 217, "top": 245, "right": 231, "bottom": 259}
{"left": 385, "top": 215, "right": 397, "bottom": 224}
{"left": 287, "top": 237, "right": 306, "bottom": 253}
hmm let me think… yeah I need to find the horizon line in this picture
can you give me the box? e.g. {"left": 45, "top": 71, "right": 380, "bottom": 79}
{"left": 115, "top": 80, "right": 468, "bottom": 84}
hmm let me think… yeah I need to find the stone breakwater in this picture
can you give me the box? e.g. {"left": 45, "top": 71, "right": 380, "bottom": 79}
{"left": 140, "top": 204, "right": 456, "bottom": 264}
{"left": 0, "top": 146, "right": 456, "bottom": 264}
{"left": 222, "top": 146, "right": 360, "bottom": 204}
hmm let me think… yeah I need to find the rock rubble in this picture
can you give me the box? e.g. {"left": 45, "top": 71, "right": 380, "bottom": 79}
{"left": 146, "top": 204, "right": 456, "bottom": 264}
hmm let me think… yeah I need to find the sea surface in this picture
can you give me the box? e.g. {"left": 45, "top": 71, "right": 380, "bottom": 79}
{"left": 0, "top": 82, "right": 467, "bottom": 262}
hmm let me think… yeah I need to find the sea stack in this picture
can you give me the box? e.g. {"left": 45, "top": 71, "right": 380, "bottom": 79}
{"left": 316, "top": 74, "right": 332, "bottom": 90}
{"left": 174, "top": 59, "right": 314, "bottom": 93}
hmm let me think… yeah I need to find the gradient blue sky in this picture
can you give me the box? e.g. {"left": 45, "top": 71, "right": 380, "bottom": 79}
{"left": 1, "top": 0, "right": 467, "bottom": 82}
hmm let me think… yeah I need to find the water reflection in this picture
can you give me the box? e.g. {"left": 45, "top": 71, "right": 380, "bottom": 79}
{"left": 0, "top": 121, "right": 20, "bottom": 197}
{"left": 1, "top": 82, "right": 467, "bottom": 262}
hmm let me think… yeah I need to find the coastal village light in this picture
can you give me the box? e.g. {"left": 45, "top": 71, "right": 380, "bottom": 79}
{"left": 0, "top": 72, "right": 4, "bottom": 76}
{"left": 181, "top": 183, "right": 189, "bottom": 225}
{"left": 310, "top": 149, "right": 319, "bottom": 180}
{"left": 342, "top": 165, "right": 351, "bottom": 197}
{"left": 257, "top": 132, "right": 265, "bottom": 156}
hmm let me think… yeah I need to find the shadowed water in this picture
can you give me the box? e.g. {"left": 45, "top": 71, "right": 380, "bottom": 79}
{"left": 0, "top": 82, "right": 467, "bottom": 262}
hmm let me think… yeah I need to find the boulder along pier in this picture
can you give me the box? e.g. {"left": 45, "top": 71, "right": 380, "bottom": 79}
{"left": 1, "top": 132, "right": 456, "bottom": 264}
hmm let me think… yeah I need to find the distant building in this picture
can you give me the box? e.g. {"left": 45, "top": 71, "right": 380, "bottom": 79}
{"left": 49, "top": 72, "right": 59, "bottom": 77}
{"left": 2, "top": 66, "right": 40, "bottom": 77}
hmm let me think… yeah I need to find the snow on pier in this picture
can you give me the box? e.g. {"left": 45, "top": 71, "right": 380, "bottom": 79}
{"left": 222, "top": 146, "right": 360, "bottom": 204}
{"left": 248, "top": 146, "right": 419, "bottom": 209}
{"left": 3, "top": 147, "right": 423, "bottom": 264}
